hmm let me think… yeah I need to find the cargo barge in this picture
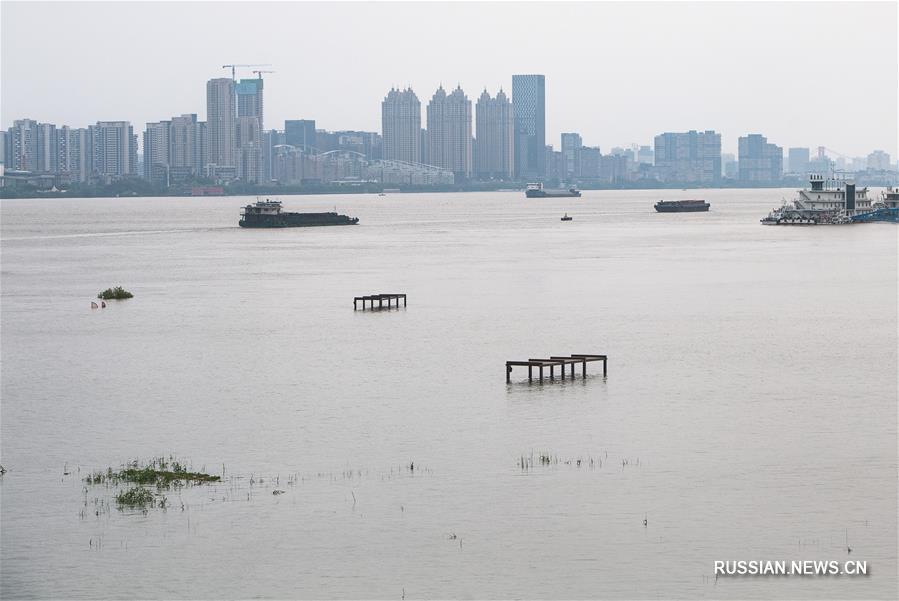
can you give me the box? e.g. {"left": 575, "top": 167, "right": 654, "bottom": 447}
{"left": 239, "top": 200, "right": 359, "bottom": 228}
{"left": 654, "top": 199, "right": 710, "bottom": 212}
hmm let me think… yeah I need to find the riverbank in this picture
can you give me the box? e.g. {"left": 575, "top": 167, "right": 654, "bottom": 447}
{"left": 0, "top": 177, "right": 845, "bottom": 200}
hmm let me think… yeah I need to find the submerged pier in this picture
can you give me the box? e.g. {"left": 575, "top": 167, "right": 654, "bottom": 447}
{"left": 506, "top": 354, "right": 607, "bottom": 383}
{"left": 354, "top": 293, "right": 407, "bottom": 310}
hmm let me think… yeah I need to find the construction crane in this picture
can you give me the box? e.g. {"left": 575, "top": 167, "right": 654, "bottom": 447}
{"left": 252, "top": 70, "right": 275, "bottom": 79}
{"left": 221, "top": 63, "right": 271, "bottom": 80}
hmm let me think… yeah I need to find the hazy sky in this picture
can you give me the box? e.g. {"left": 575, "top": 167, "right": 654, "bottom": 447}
{"left": 2, "top": 1, "right": 896, "bottom": 157}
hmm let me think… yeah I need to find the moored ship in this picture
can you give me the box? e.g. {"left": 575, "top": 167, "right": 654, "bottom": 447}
{"left": 852, "top": 186, "right": 899, "bottom": 223}
{"left": 525, "top": 183, "right": 581, "bottom": 198}
{"left": 239, "top": 200, "right": 359, "bottom": 228}
{"left": 759, "top": 175, "right": 883, "bottom": 225}
{"left": 654, "top": 199, "right": 710, "bottom": 212}
{"left": 880, "top": 186, "right": 899, "bottom": 209}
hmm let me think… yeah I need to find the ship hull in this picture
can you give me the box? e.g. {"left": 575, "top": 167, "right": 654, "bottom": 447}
{"left": 526, "top": 190, "right": 581, "bottom": 198}
{"left": 239, "top": 212, "right": 359, "bottom": 228}
{"left": 654, "top": 203, "right": 709, "bottom": 213}
{"left": 850, "top": 207, "right": 899, "bottom": 223}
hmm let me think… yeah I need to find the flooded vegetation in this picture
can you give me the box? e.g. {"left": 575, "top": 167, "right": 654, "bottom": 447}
{"left": 85, "top": 457, "right": 220, "bottom": 486}
{"left": 82, "top": 457, "right": 220, "bottom": 513}
{"left": 517, "top": 450, "right": 641, "bottom": 471}
{"left": 75, "top": 455, "right": 430, "bottom": 519}
{"left": 114, "top": 487, "right": 155, "bottom": 508}
{"left": 97, "top": 286, "right": 133, "bottom": 300}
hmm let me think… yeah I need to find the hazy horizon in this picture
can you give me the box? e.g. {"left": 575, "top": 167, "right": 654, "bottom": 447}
{"left": 1, "top": 1, "right": 896, "bottom": 157}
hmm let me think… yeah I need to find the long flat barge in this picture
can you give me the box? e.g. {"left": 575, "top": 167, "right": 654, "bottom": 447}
{"left": 239, "top": 199, "right": 359, "bottom": 228}
{"left": 654, "top": 199, "right": 710, "bottom": 212}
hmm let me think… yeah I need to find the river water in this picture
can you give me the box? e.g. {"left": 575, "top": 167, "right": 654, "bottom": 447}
{"left": 1, "top": 189, "right": 896, "bottom": 599}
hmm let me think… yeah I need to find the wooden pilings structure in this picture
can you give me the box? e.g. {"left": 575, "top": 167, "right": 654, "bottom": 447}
{"left": 354, "top": 293, "right": 407, "bottom": 310}
{"left": 506, "top": 354, "right": 607, "bottom": 383}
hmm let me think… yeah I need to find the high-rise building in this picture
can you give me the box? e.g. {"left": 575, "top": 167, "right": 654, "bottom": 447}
{"left": 236, "top": 78, "right": 263, "bottom": 128}
{"left": 236, "top": 116, "right": 263, "bottom": 183}
{"left": 168, "top": 114, "right": 206, "bottom": 180}
{"left": 600, "top": 153, "right": 629, "bottom": 183}
{"left": 867, "top": 150, "right": 891, "bottom": 171}
{"left": 59, "top": 127, "right": 91, "bottom": 182}
{"left": 195, "top": 121, "right": 208, "bottom": 175}
{"left": 512, "top": 74, "right": 545, "bottom": 180}
{"left": 55, "top": 126, "right": 72, "bottom": 177}
{"left": 653, "top": 130, "right": 721, "bottom": 183}
{"left": 426, "top": 85, "right": 472, "bottom": 179}
{"left": 284, "top": 120, "right": 316, "bottom": 152}
{"left": 544, "top": 145, "right": 563, "bottom": 182}
{"left": 75, "top": 127, "right": 92, "bottom": 182}
{"left": 578, "top": 146, "right": 602, "bottom": 179}
{"left": 848, "top": 157, "right": 866, "bottom": 172}
{"left": 738, "top": 134, "right": 783, "bottom": 182}
{"left": 474, "top": 88, "right": 514, "bottom": 180}
{"left": 143, "top": 120, "right": 171, "bottom": 184}
{"left": 787, "top": 147, "right": 810, "bottom": 174}
{"left": 206, "top": 78, "right": 236, "bottom": 169}
{"left": 92, "top": 121, "right": 136, "bottom": 179}
{"left": 610, "top": 147, "right": 635, "bottom": 162}
{"left": 721, "top": 153, "right": 737, "bottom": 178}
{"left": 560, "top": 133, "right": 582, "bottom": 179}
{"left": 637, "top": 145, "right": 654, "bottom": 166}
{"left": 808, "top": 154, "right": 833, "bottom": 174}
{"left": 36, "top": 123, "right": 57, "bottom": 173}
{"left": 382, "top": 87, "right": 421, "bottom": 164}
{"left": 314, "top": 129, "right": 338, "bottom": 153}
{"left": 235, "top": 78, "right": 264, "bottom": 183}
{"left": 333, "top": 131, "right": 382, "bottom": 160}
{"left": 8, "top": 119, "right": 39, "bottom": 172}
{"left": 420, "top": 129, "right": 430, "bottom": 165}
{"left": 262, "top": 129, "right": 285, "bottom": 182}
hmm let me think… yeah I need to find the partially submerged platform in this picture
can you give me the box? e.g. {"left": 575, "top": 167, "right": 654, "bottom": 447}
{"left": 354, "top": 293, "right": 407, "bottom": 310}
{"left": 506, "top": 354, "right": 607, "bottom": 383}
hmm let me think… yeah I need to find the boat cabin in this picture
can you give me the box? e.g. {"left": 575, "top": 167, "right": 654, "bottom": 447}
{"left": 795, "top": 175, "right": 870, "bottom": 211}
{"left": 880, "top": 187, "right": 899, "bottom": 209}
{"left": 242, "top": 199, "right": 283, "bottom": 216}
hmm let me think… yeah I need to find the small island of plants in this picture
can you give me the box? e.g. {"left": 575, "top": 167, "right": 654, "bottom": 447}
{"left": 85, "top": 456, "right": 221, "bottom": 510}
{"left": 97, "top": 286, "right": 133, "bottom": 300}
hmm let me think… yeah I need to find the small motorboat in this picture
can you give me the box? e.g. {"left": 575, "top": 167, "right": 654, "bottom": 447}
{"left": 561, "top": 213, "right": 573, "bottom": 221}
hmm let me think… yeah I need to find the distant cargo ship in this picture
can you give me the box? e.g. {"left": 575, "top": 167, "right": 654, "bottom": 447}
{"left": 239, "top": 200, "right": 359, "bottom": 228}
{"left": 525, "top": 183, "right": 581, "bottom": 198}
{"left": 654, "top": 199, "right": 710, "bottom": 212}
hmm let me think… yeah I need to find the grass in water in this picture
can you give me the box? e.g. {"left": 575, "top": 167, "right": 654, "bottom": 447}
{"left": 86, "top": 457, "right": 220, "bottom": 486}
{"left": 118, "top": 466, "right": 220, "bottom": 485}
{"left": 115, "top": 487, "right": 155, "bottom": 507}
{"left": 97, "top": 286, "right": 133, "bottom": 300}
{"left": 87, "top": 456, "right": 218, "bottom": 513}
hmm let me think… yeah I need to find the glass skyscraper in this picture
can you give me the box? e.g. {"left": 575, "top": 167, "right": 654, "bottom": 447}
{"left": 512, "top": 74, "right": 545, "bottom": 179}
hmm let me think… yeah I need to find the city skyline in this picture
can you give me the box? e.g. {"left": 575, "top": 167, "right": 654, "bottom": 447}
{"left": 1, "top": 2, "right": 896, "bottom": 158}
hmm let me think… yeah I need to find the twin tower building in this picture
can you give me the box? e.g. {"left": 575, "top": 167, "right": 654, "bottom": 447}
{"left": 381, "top": 74, "right": 545, "bottom": 181}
